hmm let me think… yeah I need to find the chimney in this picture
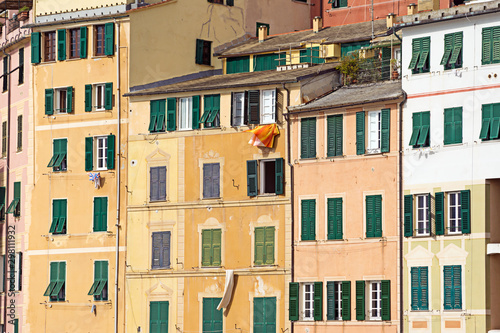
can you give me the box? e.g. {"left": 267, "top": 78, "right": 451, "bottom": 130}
{"left": 386, "top": 13, "right": 396, "bottom": 28}
{"left": 407, "top": 3, "right": 418, "bottom": 15}
{"left": 313, "top": 16, "right": 322, "bottom": 33}
{"left": 258, "top": 25, "right": 268, "bottom": 42}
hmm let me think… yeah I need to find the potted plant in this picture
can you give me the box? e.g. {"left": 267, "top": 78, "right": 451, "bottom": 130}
{"left": 17, "top": 6, "right": 29, "bottom": 21}
{"left": 337, "top": 53, "right": 361, "bottom": 85}
{"left": 390, "top": 58, "right": 400, "bottom": 80}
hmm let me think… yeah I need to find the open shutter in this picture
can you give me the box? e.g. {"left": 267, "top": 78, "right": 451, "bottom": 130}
{"left": 461, "top": 190, "right": 471, "bottom": 234}
{"left": 356, "top": 111, "right": 365, "bottom": 155}
{"left": 326, "top": 282, "right": 335, "bottom": 320}
{"left": 104, "top": 23, "right": 115, "bottom": 56}
{"left": 106, "top": 135, "right": 115, "bottom": 170}
{"left": 313, "top": 282, "right": 323, "bottom": 321}
{"left": 55, "top": 199, "right": 66, "bottom": 233}
{"left": 289, "top": 282, "right": 299, "bottom": 321}
{"left": 157, "top": 99, "right": 166, "bottom": 132}
{"left": 480, "top": 104, "right": 492, "bottom": 140}
{"left": 192, "top": 95, "right": 200, "bottom": 129}
{"left": 275, "top": 158, "right": 284, "bottom": 195}
{"left": 80, "top": 27, "right": 88, "bottom": 58}
{"left": 45, "top": 89, "right": 54, "bottom": 115}
{"left": 212, "top": 229, "right": 221, "bottom": 266}
{"left": 417, "top": 112, "right": 430, "bottom": 146}
{"left": 66, "top": 87, "right": 73, "bottom": 113}
{"left": 416, "top": 37, "right": 430, "bottom": 69}
{"left": 449, "top": 32, "right": 463, "bottom": 65}
{"left": 355, "top": 281, "right": 365, "bottom": 320}
{"left": 440, "top": 33, "right": 453, "bottom": 65}
{"left": 247, "top": 160, "right": 258, "bottom": 197}
{"left": 149, "top": 100, "right": 158, "bottom": 132}
{"left": 104, "top": 82, "right": 113, "bottom": 110}
{"left": 85, "top": 137, "right": 93, "bottom": 171}
{"left": 381, "top": 108, "right": 390, "bottom": 153}
{"left": 408, "top": 38, "right": 421, "bottom": 70}
{"left": 166, "top": 98, "right": 176, "bottom": 131}
{"left": 85, "top": 84, "right": 92, "bottom": 112}
{"left": 247, "top": 90, "right": 260, "bottom": 124}
{"left": 195, "top": 39, "right": 204, "bottom": 64}
{"left": 435, "top": 192, "right": 444, "bottom": 235}
{"left": 49, "top": 200, "right": 60, "bottom": 233}
{"left": 342, "top": 281, "right": 351, "bottom": 320}
{"left": 404, "top": 195, "right": 413, "bottom": 237}
{"left": 57, "top": 29, "right": 66, "bottom": 61}
{"left": 254, "top": 228, "right": 264, "bottom": 265}
{"left": 409, "top": 112, "right": 421, "bottom": 146}
{"left": 31, "top": 32, "right": 41, "bottom": 64}
{"left": 381, "top": 280, "right": 391, "bottom": 321}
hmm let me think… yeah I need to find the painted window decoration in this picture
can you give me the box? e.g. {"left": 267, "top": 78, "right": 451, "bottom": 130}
{"left": 246, "top": 158, "right": 284, "bottom": 197}
{"left": 85, "top": 135, "right": 115, "bottom": 171}
{"left": 43, "top": 261, "right": 66, "bottom": 301}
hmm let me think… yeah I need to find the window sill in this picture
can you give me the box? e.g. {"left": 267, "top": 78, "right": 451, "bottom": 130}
{"left": 92, "top": 55, "right": 112, "bottom": 60}
{"left": 202, "top": 197, "right": 221, "bottom": 200}
{"left": 258, "top": 193, "right": 277, "bottom": 197}
{"left": 443, "top": 142, "right": 463, "bottom": 147}
{"left": 151, "top": 267, "right": 172, "bottom": 271}
{"left": 326, "top": 238, "right": 344, "bottom": 241}
{"left": 366, "top": 148, "right": 381, "bottom": 155}
{"left": 149, "top": 199, "right": 168, "bottom": 203}
{"left": 414, "top": 233, "right": 431, "bottom": 237}
{"left": 410, "top": 309, "right": 431, "bottom": 312}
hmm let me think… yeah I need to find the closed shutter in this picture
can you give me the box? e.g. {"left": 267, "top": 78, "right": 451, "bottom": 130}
{"left": 15, "top": 253, "right": 22, "bottom": 291}
{"left": 444, "top": 266, "right": 453, "bottom": 309}
{"left": 461, "top": 190, "right": 471, "bottom": 234}
{"left": 366, "top": 195, "right": 382, "bottom": 238}
{"left": 203, "top": 163, "right": 219, "bottom": 198}
{"left": 0, "top": 186, "right": 5, "bottom": 220}
{"left": 327, "top": 115, "right": 343, "bottom": 157}
{"left": 254, "top": 298, "right": 264, "bottom": 333}
{"left": 374, "top": 195, "right": 382, "bottom": 237}
{"left": 254, "top": 227, "right": 264, "bottom": 265}
{"left": 444, "top": 108, "right": 453, "bottom": 144}
{"left": 381, "top": 108, "right": 390, "bottom": 152}
{"left": 157, "top": 99, "right": 166, "bottom": 132}
{"left": 166, "top": 98, "right": 176, "bottom": 131}
{"left": 327, "top": 198, "right": 342, "bottom": 240}
{"left": 421, "top": 267, "right": 429, "bottom": 310}
{"left": 264, "top": 227, "right": 275, "bottom": 265}
{"left": 212, "top": 229, "right": 221, "bottom": 266}
{"left": 104, "top": 23, "right": 114, "bottom": 56}
{"left": 150, "top": 301, "right": 169, "bottom": 333}
{"left": 355, "top": 281, "right": 365, "bottom": 320}
{"left": 482, "top": 27, "right": 492, "bottom": 65}
{"left": 203, "top": 298, "right": 223, "bottom": 333}
{"left": 435, "top": 192, "right": 444, "bottom": 235}
{"left": 104, "top": 82, "right": 113, "bottom": 110}
{"left": 85, "top": 137, "right": 93, "bottom": 171}
{"left": 158, "top": 166, "right": 167, "bottom": 201}
{"left": 57, "top": 29, "right": 66, "bottom": 61}
{"left": 356, "top": 111, "right": 365, "bottom": 155}
{"left": 80, "top": 27, "right": 88, "bottom": 58}
{"left": 152, "top": 232, "right": 162, "bottom": 269}
{"left": 45, "top": 89, "right": 54, "bottom": 115}
{"left": 98, "top": 197, "right": 108, "bottom": 231}
{"left": 162, "top": 231, "right": 171, "bottom": 268}
{"left": 326, "top": 282, "right": 335, "bottom": 320}
{"left": 289, "top": 282, "right": 299, "bottom": 321}
{"left": 409, "top": 112, "right": 421, "bottom": 146}
{"left": 313, "top": 282, "right": 323, "bottom": 321}
{"left": 301, "top": 200, "right": 315, "bottom": 241}
{"left": 404, "top": 195, "right": 413, "bottom": 237}
{"left": 301, "top": 118, "right": 316, "bottom": 159}
{"left": 31, "top": 32, "right": 41, "bottom": 64}
{"left": 381, "top": 280, "right": 390, "bottom": 321}
{"left": 192, "top": 95, "right": 200, "bottom": 129}
{"left": 342, "top": 281, "right": 351, "bottom": 320}
{"left": 106, "top": 134, "right": 115, "bottom": 170}
{"left": 452, "top": 265, "right": 462, "bottom": 309}
{"left": 85, "top": 84, "right": 92, "bottom": 112}
{"left": 493, "top": 27, "right": 500, "bottom": 63}
{"left": 247, "top": 90, "right": 260, "bottom": 124}
{"left": 150, "top": 167, "right": 159, "bottom": 201}
{"left": 201, "top": 230, "right": 212, "bottom": 266}
{"left": 66, "top": 87, "right": 73, "bottom": 113}
{"left": 410, "top": 268, "right": 418, "bottom": 310}
{"left": 246, "top": 160, "right": 258, "bottom": 197}
{"left": 274, "top": 157, "right": 284, "bottom": 195}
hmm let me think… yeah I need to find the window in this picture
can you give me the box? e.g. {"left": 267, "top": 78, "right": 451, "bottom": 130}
{"left": 149, "top": 99, "right": 166, "bottom": 132}
{"left": 300, "top": 47, "right": 325, "bottom": 64}
{"left": 0, "top": 187, "right": 5, "bottom": 221}
{"left": 444, "top": 107, "right": 462, "bottom": 145}
{"left": 367, "top": 111, "right": 381, "bottom": 151}
{"left": 327, "top": 115, "right": 343, "bottom": 157}
{"left": 288, "top": 282, "right": 322, "bottom": 321}
{"left": 87, "top": 261, "right": 108, "bottom": 301}
{"left": 255, "top": 22, "right": 270, "bottom": 36}
{"left": 327, "top": 281, "right": 350, "bottom": 320}
{"left": 301, "top": 117, "right": 316, "bottom": 159}
{"left": 85, "top": 82, "right": 113, "bottom": 111}
{"left": 254, "top": 297, "right": 276, "bottom": 333}
{"left": 226, "top": 56, "right": 250, "bottom": 74}
{"left": 441, "top": 32, "right": 462, "bottom": 69}
{"left": 150, "top": 301, "right": 169, "bottom": 333}
{"left": 150, "top": 166, "right": 167, "bottom": 201}
{"left": 208, "top": 0, "right": 223, "bottom": 3}
{"left": 69, "top": 28, "right": 80, "bottom": 59}
{"left": 94, "top": 24, "right": 114, "bottom": 56}
{"left": 231, "top": 92, "right": 245, "bottom": 126}
{"left": 196, "top": 39, "right": 212, "bottom": 66}
{"left": 327, "top": 198, "right": 343, "bottom": 240}
{"left": 408, "top": 37, "right": 430, "bottom": 74}
{"left": 432, "top": 190, "right": 471, "bottom": 236}
{"left": 57, "top": 29, "right": 66, "bottom": 61}
{"left": 18, "top": 48, "right": 23, "bottom": 85}
{"left": 203, "top": 163, "right": 220, "bottom": 199}
{"left": 44, "top": 31, "right": 56, "bottom": 62}
{"left": 43, "top": 261, "right": 65, "bottom": 301}
{"left": 370, "top": 282, "right": 382, "bottom": 320}
{"left": 303, "top": 283, "right": 315, "bottom": 320}
{"left": 201, "top": 229, "right": 221, "bottom": 267}
{"left": 95, "top": 25, "right": 105, "bottom": 56}
{"left": 93, "top": 197, "right": 108, "bottom": 232}
{"left": 443, "top": 265, "right": 461, "bottom": 310}
{"left": 2, "top": 121, "right": 6, "bottom": 157}
{"left": 355, "top": 280, "right": 390, "bottom": 321}
{"left": 152, "top": 231, "right": 171, "bottom": 269}
{"left": 47, "top": 139, "right": 67, "bottom": 172}
{"left": 409, "top": 111, "right": 430, "bottom": 148}
{"left": 254, "top": 53, "right": 281, "bottom": 72}
{"left": 329, "top": 0, "right": 347, "bottom": 8}
{"left": 49, "top": 199, "right": 67, "bottom": 234}
{"left": 411, "top": 267, "right": 429, "bottom": 311}
{"left": 202, "top": 298, "right": 223, "bottom": 333}
{"left": 356, "top": 109, "right": 390, "bottom": 155}
{"left": 479, "top": 102, "right": 500, "bottom": 141}
{"left": 301, "top": 199, "right": 316, "bottom": 241}
{"left": 14, "top": 252, "right": 22, "bottom": 292}
{"left": 416, "top": 194, "right": 430, "bottom": 236}
{"left": 44, "top": 87, "right": 74, "bottom": 115}
{"left": 232, "top": 89, "right": 277, "bottom": 125}
{"left": 341, "top": 41, "right": 370, "bottom": 58}
{"left": 85, "top": 135, "right": 115, "bottom": 171}
{"left": 6, "top": 182, "right": 20, "bottom": 217}
{"left": 200, "top": 95, "right": 220, "bottom": 128}
{"left": 178, "top": 96, "right": 201, "bottom": 130}
{"left": 246, "top": 158, "right": 284, "bottom": 196}
{"left": 482, "top": 26, "right": 500, "bottom": 65}
{"left": 254, "top": 227, "right": 274, "bottom": 265}
{"left": 448, "top": 192, "right": 462, "bottom": 234}
{"left": 3, "top": 57, "right": 7, "bottom": 92}
{"left": 366, "top": 195, "right": 382, "bottom": 238}
{"left": 16, "top": 115, "right": 22, "bottom": 152}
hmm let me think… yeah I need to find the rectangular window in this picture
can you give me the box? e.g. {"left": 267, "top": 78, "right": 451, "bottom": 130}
{"left": 303, "top": 283, "right": 314, "bottom": 320}
{"left": 329, "top": 0, "right": 348, "bottom": 8}
{"left": 87, "top": 261, "right": 108, "bottom": 301}
{"left": 150, "top": 166, "right": 167, "bottom": 202}
{"left": 3, "top": 57, "right": 7, "bottom": 92}
{"left": 203, "top": 298, "right": 223, "bottom": 333}
{"left": 232, "top": 92, "right": 246, "bottom": 126}
{"left": 201, "top": 229, "right": 222, "bottom": 267}
{"left": 416, "top": 194, "right": 430, "bottom": 236}
{"left": 47, "top": 138, "right": 67, "bottom": 172}
{"left": 410, "top": 267, "right": 429, "bottom": 310}
{"left": 366, "top": 195, "right": 382, "bottom": 238}
{"left": 448, "top": 192, "right": 462, "bottom": 234}
{"left": 356, "top": 280, "right": 390, "bottom": 321}
{"left": 93, "top": 197, "right": 108, "bottom": 232}
{"left": 84, "top": 82, "right": 113, "bottom": 112}
{"left": 94, "top": 83, "right": 106, "bottom": 111}
{"left": 200, "top": 94, "right": 220, "bottom": 128}
{"left": 301, "top": 117, "right": 316, "bottom": 159}
{"left": 327, "top": 198, "right": 343, "bottom": 240}
{"left": 196, "top": 39, "right": 211, "bottom": 66}
{"left": 179, "top": 97, "right": 193, "bottom": 130}
{"left": 47, "top": 87, "right": 73, "bottom": 114}
{"left": 370, "top": 281, "right": 382, "bottom": 320}
{"left": 367, "top": 110, "right": 381, "bottom": 151}
{"left": 203, "top": 163, "right": 220, "bottom": 199}
{"left": 85, "top": 135, "right": 115, "bottom": 171}
{"left": 14, "top": 252, "right": 22, "bottom": 291}
{"left": 482, "top": 26, "right": 500, "bottom": 65}
{"left": 327, "top": 281, "right": 350, "bottom": 320}
{"left": 6, "top": 182, "right": 20, "bottom": 217}
{"left": 149, "top": 99, "right": 166, "bottom": 133}
{"left": 254, "top": 297, "right": 276, "bottom": 333}
{"left": 150, "top": 301, "right": 169, "bottom": 333}
{"left": 94, "top": 25, "right": 105, "bottom": 56}
{"left": 69, "top": 28, "right": 81, "bottom": 59}
{"left": 479, "top": 102, "right": 500, "bottom": 141}
{"left": 152, "top": 231, "right": 171, "bottom": 269}
{"left": 443, "top": 265, "right": 461, "bottom": 310}
{"left": 2, "top": 121, "right": 6, "bottom": 157}
{"left": 49, "top": 199, "right": 67, "bottom": 234}
{"left": 301, "top": 199, "right": 316, "bottom": 241}
{"left": 226, "top": 56, "right": 250, "bottom": 74}
{"left": 441, "top": 32, "right": 462, "bottom": 69}
{"left": 409, "top": 111, "right": 430, "bottom": 148}
{"left": 16, "top": 115, "right": 22, "bottom": 152}
{"left": 327, "top": 115, "right": 342, "bottom": 157}
{"left": 44, "top": 31, "right": 56, "bottom": 62}
{"left": 444, "top": 107, "right": 463, "bottom": 145}
{"left": 408, "top": 37, "right": 430, "bottom": 73}
{"left": 254, "top": 53, "right": 280, "bottom": 72}
{"left": 246, "top": 158, "right": 284, "bottom": 197}
{"left": 254, "top": 226, "right": 275, "bottom": 265}
{"left": 96, "top": 136, "right": 108, "bottom": 170}
{"left": 289, "top": 282, "right": 324, "bottom": 321}
{"left": 43, "top": 261, "right": 65, "bottom": 301}
{"left": 261, "top": 89, "right": 276, "bottom": 124}
{"left": 18, "top": 48, "right": 23, "bottom": 85}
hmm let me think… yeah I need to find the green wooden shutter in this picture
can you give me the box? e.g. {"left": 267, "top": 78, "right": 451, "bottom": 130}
{"left": 254, "top": 227, "right": 264, "bottom": 265}
{"left": 441, "top": 33, "right": 453, "bottom": 66}
{"left": 480, "top": 104, "right": 492, "bottom": 140}
{"left": 157, "top": 99, "right": 166, "bottom": 132}
{"left": 289, "top": 282, "right": 299, "bottom": 321}
{"left": 410, "top": 268, "right": 418, "bottom": 310}
{"left": 80, "top": 27, "right": 88, "bottom": 58}
{"left": 104, "top": 82, "right": 113, "bottom": 110}
{"left": 356, "top": 111, "right": 365, "bottom": 155}
{"left": 166, "top": 98, "right": 176, "bottom": 131}
{"left": 85, "top": 84, "right": 92, "bottom": 112}
{"left": 409, "top": 112, "right": 421, "bottom": 146}
{"left": 374, "top": 195, "right": 382, "bottom": 237}
{"left": 404, "top": 195, "right": 413, "bottom": 237}
{"left": 444, "top": 108, "right": 453, "bottom": 145}
{"left": 300, "top": 118, "right": 316, "bottom": 159}
{"left": 326, "top": 282, "right": 335, "bottom": 320}
{"left": 31, "top": 32, "right": 41, "bottom": 64}
{"left": 327, "top": 198, "right": 342, "bottom": 240}
{"left": 421, "top": 267, "right": 429, "bottom": 310}
{"left": 85, "top": 137, "right": 93, "bottom": 171}
{"left": 301, "top": 200, "right": 315, "bottom": 241}
{"left": 342, "top": 281, "right": 351, "bottom": 320}
{"left": 254, "top": 298, "right": 264, "bottom": 333}
{"left": 149, "top": 100, "right": 158, "bottom": 132}
{"left": 366, "top": 195, "right": 382, "bottom": 238}
{"left": 417, "top": 111, "right": 430, "bottom": 146}
{"left": 461, "top": 190, "right": 471, "bottom": 234}
{"left": 227, "top": 0, "right": 234, "bottom": 5}
{"left": 55, "top": 199, "right": 67, "bottom": 233}
{"left": 264, "top": 227, "right": 275, "bottom": 265}
{"left": 192, "top": 95, "right": 200, "bottom": 129}
{"left": 106, "top": 134, "right": 115, "bottom": 170}
{"left": 409, "top": 38, "right": 421, "bottom": 70}
{"left": 327, "top": 115, "right": 343, "bottom": 157}
{"left": 443, "top": 266, "right": 453, "bottom": 310}
{"left": 416, "top": 37, "right": 430, "bottom": 70}
{"left": 482, "top": 28, "right": 492, "bottom": 65}
{"left": 247, "top": 160, "right": 258, "bottom": 197}
{"left": 65, "top": 87, "right": 73, "bottom": 113}
{"left": 452, "top": 266, "right": 462, "bottom": 309}
{"left": 381, "top": 108, "right": 390, "bottom": 153}
{"left": 491, "top": 103, "right": 500, "bottom": 139}
{"left": 247, "top": 90, "right": 260, "bottom": 124}
{"left": 274, "top": 158, "right": 284, "bottom": 195}
{"left": 57, "top": 29, "right": 66, "bottom": 61}
{"left": 366, "top": 196, "right": 374, "bottom": 238}
{"left": 201, "top": 230, "right": 212, "bottom": 267}
{"left": 449, "top": 32, "right": 463, "bottom": 65}
{"left": 493, "top": 27, "right": 500, "bottom": 63}
{"left": 435, "top": 192, "right": 444, "bottom": 235}
{"left": 104, "top": 23, "right": 115, "bottom": 56}
{"left": 355, "top": 281, "right": 365, "bottom": 320}
{"left": 212, "top": 229, "right": 221, "bottom": 266}
{"left": 313, "top": 282, "right": 323, "bottom": 321}
{"left": 0, "top": 186, "right": 5, "bottom": 220}
{"left": 381, "top": 280, "right": 390, "bottom": 321}
{"left": 45, "top": 89, "right": 54, "bottom": 115}
{"left": 196, "top": 39, "right": 204, "bottom": 64}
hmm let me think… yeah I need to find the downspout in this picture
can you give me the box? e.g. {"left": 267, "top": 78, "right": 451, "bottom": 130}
{"left": 398, "top": 91, "right": 407, "bottom": 333}
{"left": 2, "top": 48, "right": 10, "bottom": 333}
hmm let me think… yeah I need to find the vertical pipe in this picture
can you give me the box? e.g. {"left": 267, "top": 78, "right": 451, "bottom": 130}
{"left": 399, "top": 92, "right": 407, "bottom": 333}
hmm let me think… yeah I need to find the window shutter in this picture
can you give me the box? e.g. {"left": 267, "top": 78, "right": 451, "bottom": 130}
{"left": 104, "top": 82, "right": 113, "bottom": 110}
{"left": 212, "top": 229, "right": 221, "bottom": 266}
{"left": 356, "top": 111, "right": 365, "bottom": 155}
{"left": 327, "top": 198, "right": 342, "bottom": 240}
{"left": 274, "top": 157, "right": 284, "bottom": 195}
{"left": 16, "top": 252, "right": 22, "bottom": 291}
{"left": 493, "top": 27, "right": 500, "bottom": 63}
{"left": 85, "top": 84, "right": 92, "bottom": 112}
{"left": 444, "top": 108, "right": 453, "bottom": 145}
{"left": 192, "top": 95, "right": 200, "bottom": 129}
{"left": 85, "top": 137, "right": 93, "bottom": 171}
{"left": 404, "top": 195, "right": 413, "bottom": 237}
{"left": 104, "top": 22, "right": 115, "bottom": 56}
{"left": 31, "top": 32, "right": 41, "bottom": 64}
{"left": 149, "top": 101, "right": 158, "bottom": 132}
{"left": 441, "top": 33, "right": 453, "bottom": 65}
{"left": 93, "top": 198, "right": 101, "bottom": 231}
{"left": 212, "top": 163, "right": 220, "bottom": 198}
{"left": 482, "top": 28, "right": 492, "bottom": 65}
{"left": 45, "top": 89, "right": 54, "bottom": 115}
{"left": 254, "top": 298, "right": 264, "bottom": 333}
{"left": 381, "top": 280, "right": 391, "bottom": 321}
{"left": 355, "top": 281, "right": 365, "bottom": 320}
{"left": 335, "top": 115, "right": 343, "bottom": 156}
{"left": 254, "top": 228, "right": 264, "bottom": 265}
{"left": 196, "top": 39, "right": 204, "bottom": 64}
{"left": 313, "top": 282, "right": 323, "bottom": 321}
{"left": 326, "top": 282, "right": 335, "bottom": 320}
{"left": 166, "top": 98, "right": 177, "bottom": 131}
{"left": 157, "top": 99, "right": 166, "bottom": 132}
{"left": 327, "top": 115, "right": 343, "bottom": 157}
{"left": 150, "top": 167, "right": 159, "bottom": 201}
{"left": 452, "top": 265, "right": 462, "bottom": 309}
{"left": 0, "top": 186, "right": 5, "bottom": 220}
{"left": 152, "top": 232, "right": 162, "bottom": 268}
{"left": 201, "top": 230, "right": 212, "bottom": 266}
{"left": 480, "top": 104, "right": 492, "bottom": 140}
{"left": 66, "top": 87, "right": 73, "bottom": 113}
{"left": 246, "top": 160, "right": 258, "bottom": 197}
{"left": 57, "top": 29, "right": 66, "bottom": 61}
{"left": 301, "top": 200, "right": 315, "bottom": 241}
{"left": 449, "top": 32, "right": 463, "bottom": 65}
{"left": 342, "top": 281, "right": 351, "bottom": 320}
{"left": 409, "top": 112, "right": 421, "bottom": 146}
{"left": 410, "top": 268, "right": 418, "bottom": 310}
{"left": 408, "top": 38, "right": 421, "bottom": 70}
{"left": 80, "top": 27, "right": 88, "bottom": 58}
{"left": 435, "top": 192, "right": 444, "bottom": 235}
{"left": 158, "top": 166, "right": 167, "bottom": 201}
{"left": 49, "top": 200, "right": 59, "bottom": 233}
{"left": 416, "top": 37, "right": 430, "bottom": 69}
{"left": 417, "top": 111, "right": 430, "bottom": 146}
{"left": 374, "top": 195, "right": 382, "bottom": 237}
{"left": 226, "top": 0, "right": 234, "bottom": 5}
{"left": 443, "top": 266, "right": 453, "bottom": 310}
{"left": 55, "top": 199, "right": 67, "bottom": 233}
{"left": 101, "top": 197, "right": 108, "bottom": 231}
{"left": 106, "top": 134, "right": 115, "bottom": 170}
{"left": 308, "top": 118, "right": 316, "bottom": 158}
{"left": 421, "top": 267, "right": 429, "bottom": 310}
{"left": 247, "top": 90, "right": 260, "bottom": 124}
{"left": 162, "top": 231, "right": 171, "bottom": 268}
{"left": 200, "top": 95, "right": 212, "bottom": 124}
{"left": 381, "top": 108, "right": 390, "bottom": 153}
{"left": 264, "top": 227, "right": 274, "bottom": 265}
{"left": 339, "top": 0, "right": 348, "bottom": 6}
{"left": 461, "top": 190, "right": 471, "bottom": 234}
{"left": 289, "top": 282, "right": 299, "bottom": 321}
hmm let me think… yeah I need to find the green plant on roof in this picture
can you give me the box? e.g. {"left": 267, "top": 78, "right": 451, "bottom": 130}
{"left": 19, "top": 6, "right": 29, "bottom": 12}
{"left": 337, "top": 53, "right": 361, "bottom": 85}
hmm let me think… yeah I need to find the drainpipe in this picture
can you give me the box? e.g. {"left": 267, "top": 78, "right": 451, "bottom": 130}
{"left": 2, "top": 47, "right": 10, "bottom": 333}
{"left": 398, "top": 91, "right": 407, "bottom": 333}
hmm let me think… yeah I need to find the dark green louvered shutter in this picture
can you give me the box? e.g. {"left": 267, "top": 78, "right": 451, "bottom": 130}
{"left": 31, "top": 32, "right": 41, "bottom": 64}
{"left": 421, "top": 267, "right": 429, "bottom": 310}
{"left": 104, "top": 82, "right": 113, "bottom": 110}
{"left": 327, "top": 198, "right": 342, "bottom": 240}
{"left": 444, "top": 266, "right": 453, "bottom": 310}
{"left": 493, "top": 27, "right": 500, "bottom": 63}
{"left": 166, "top": 98, "right": 176, "bottom": 131}
{"left": 301, "top": 118, "right": 316, "bottom": 159}
{"left": 417, "top": 112, "right": 430, "bottom": 146}
{"left": 366, "top": 195, "right": 382, "bottom": 238}
{"left": 327, "top": 115, "right": 343, "bottom": 157}
{"left": 342, "top": 281, "right": 351, "bottom": 320}
{"left": 441, "top": 33, "right": 453, "bottom": 66}
{"left": 326, "top": 282, "right": 335, "bottom": 320}
{"left": 408, "top": 38, "right": 421, "bottom": 70}
{"left": 226, "top": 0, "right": 234, "bottom": 5}
{"left": 449, "top": 32, "right": 463, "bottom": 66}
{"left": 482, "top": 28, "right": 492, "bottom": 65}
{"left": 85, "top": 137, "right": 93, "bottom": 171}
{"left": 381, "top": 108, "right": 390, "bottom": 153}
{"left": 275, "top": 158, "right": 284, "bottom": 195}
{"left": 410, "top": 267, "right": 419, "bottom": 310}
{"left": 356, "top": 111, "right": 365, "bottom": 155}
{"left": 416, "top": 37, "right": 430, "bottom": 70}
{"left": 452, "top": 266, "right": 462, "bottom": 309}
{"left": 80, "top": 27, "right": 88, "bottom": 58}
{"left": 435, "top": 192, "right": 444, "bottom": 235}
{"left": 381, "top": 280, "right": 390, "bottom": 321}
{"left": 444, "top": 108, "right": 453, "bottom": 145}
{"left": 157, "top": 99, "right": 166, "bottom": 132}
{"left": 57, "top": 29, "right": 66, "bottom": 61}
{"left": 247, "top": 90, "right": 260, "bottom": 124}
{"left": 107, "top": 135, "right": 115, "bottom": 170}
{"left": 104, "top": 23, "right": 114, "bottom": 56}
{"left": 404, "top": 195, "right": 413, "bottom": 237}
{"left": 247, "top": 160, "right": 258, "bottom": 197}
{"left": 195, "top": 39, "right": 204, "bottom": 64}
{"left": 149, "top": 100, "right": 158, "bottom": 132}
{"left": 356, "top": 281, "right": 365, "bottom": 320}
{"left": 409, "top": 112, "right": 421, "bottom": 146}
{"left": 301, "top": 200, "right": 315, "bottom": 241}
{"left": 85, "top": 84, "right": 92, "bottom": 112}
{"left": 313, "top": 282, "right": 323, "bottom": 321}
{"left": 66, "top": 87, "right": 73, "bottom": 113}
{"left": 461, "top": 190, "right": 471, "bottom": 234}
{"left": 289, "top": 282, "right": 299, "bottom": 321}
{"left": 45, "top": 89, "right": 54, "bottom": 115}
{"left": 480, "top": 104, "right": 492, "bottom": 140}
{"left": 192, "top": 95, "right": 200, "bottom": 129}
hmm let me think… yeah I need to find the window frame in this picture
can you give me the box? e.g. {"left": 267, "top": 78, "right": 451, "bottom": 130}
{"left": 410, "top": 266, "right": 429, "bottom": 311}
{"left": 94, "top": 24, "right": 106, "bottom": 56}
{"left": 369, "top": 281, "right": 382, "bottom": 320}
{"left": 87, "top": 260, "right": 108, "bottom": 301}
{"left": 43, "top": 261, "right": 66, "bottom": 302}
{"left": 69, "top": 28, "right": 81, "bottom": 59}
{"left": 408, "top": 36, "right": 430, "bottom": 74}
{"left": 443, "top": 107, "right": 463, "bottom": 145}
{"left": 481, "top": 26, "right": 500, "bottom": 65}
{"left": 18, "top": 48, "right": 24, "bottom": 85}
{"left": 246, "top": 158, "right": 284, "bottom": 197}
{"left": 48, "top": 138, "right": 68, "bottom": 172}
{"left": 44, "top": 31, "right": 56, "bottom": 62}
{"left": 443, "top": 265, "right": 462, "bottom": 310}
{"left": 300, "top": 198, "right": 316, "bottom": 241}
{"left": 440, "top": 32, "right": 463, "bottom": 70}
{"left": 367, "top": 110, "right": 381, "bottom": 152}
{"left": 16, "top": 115, "right": 22, "bottom": 152}
{"left": 93, "top": 196, "right": 108, "bottom": 232}
{"left": 150, "top": 166, "right": 167, "bottom": 202}
{"left": 179, "top": 97, "right": 193, "bottom": 130}
{"left": 409, "top": 111, "right": 430, "bottom": 148}
{"left": 231, "top": 92, "right": 246, "bottom": 127}
{"left": 329, "top": 0, "right": 348, "bottom": 9}
{"left": 49, "top": 198, "right": 67, "bottom": 235}
{"left": 326, "top": 114, "right": 343, "bottom": 157}
{"left": 479, "top": 102, "right": 500, "bottom": 141}
{"left": 95, "top": 136, "right": 108, "bottom": 171}
{"left": 253, "top": 226, "right": 275, "bottom": 266}
{"left": 416, "top": 194, "right": 430, "bottom": 236}
{"left": 202, "top": 297, "right": 223, "bottom": 333}
{"left": 1, "top": 121, "right": 6, "bottom": 157}
{"left": 302, "top": 283, "right": 315, "bottom": 321}
{"left": 94, "top": 83, "right": 106, "bottom": 111}
{"left": 448, "top": 192, "right": 462, "bottom": 235}
{"left": 201, "top": 228, "right": 222, "bottom": 267}
{"left": 365, "top": 194, "right": 383, "bottom": 238}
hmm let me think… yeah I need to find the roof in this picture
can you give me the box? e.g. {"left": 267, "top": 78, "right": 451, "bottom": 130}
{"left": 288, "top": 80, "right": 404, "bottom": 111}
{"left": 125, "top": 63, "right": 339, "bottom": 97}
{"left": 215, "top": 20, "right": 389, "bottom": 57}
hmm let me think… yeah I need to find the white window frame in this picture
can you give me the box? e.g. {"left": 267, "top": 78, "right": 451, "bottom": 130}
{"left": 232, "top": 92, "right": 245, "bottom": 126}
{"left": 261, "top": 89, "right": 276, "bottom": 124}
{"left": 179, "top": 97, "right": 193, "bottom": 130}
{"left": 259, "top": 159, "right": 276, "bottom": 195}
{"left": 93, "top": 83, "right": 106, "bottom": 111}
{"left": 416, "top": 194, "right": 430, "bottom": 236}
{"left": 55, "top": 88, "right": 68, "bottom": 114}
{"left": 302, "top": 283, "right": 314, "bottom": 321}
{"left": 369, "top": 281, "right": 382, "bottom": 320}
{"left": 95, "top": 136, "right": 108, "bottom": 171}
{"left": 367, "top": 110, "right": 381, "bottom": 152}
{"left": 333, "top": 281, "right": 342, "bottom": 320}
{"left": 448, "top": 192, "right": 462, "bottom": 234}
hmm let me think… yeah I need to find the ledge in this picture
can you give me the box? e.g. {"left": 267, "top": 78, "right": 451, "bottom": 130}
{"left": 487, "top": 243, "right": 500, "bottom": 255}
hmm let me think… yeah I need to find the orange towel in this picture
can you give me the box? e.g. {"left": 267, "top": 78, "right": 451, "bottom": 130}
{"left": 244, "top": 124, "right": 280, "bottom": 148}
